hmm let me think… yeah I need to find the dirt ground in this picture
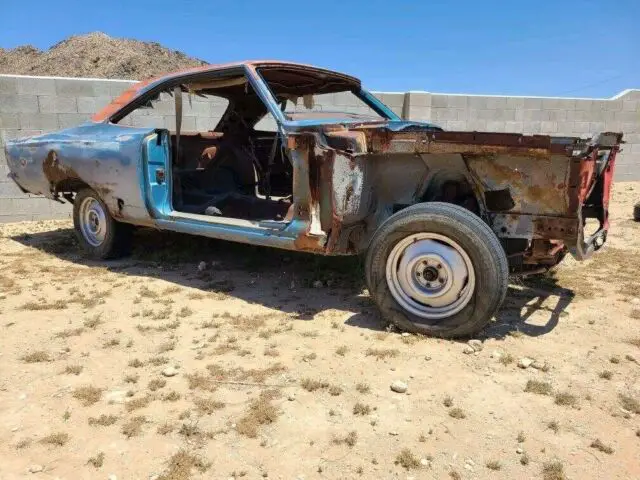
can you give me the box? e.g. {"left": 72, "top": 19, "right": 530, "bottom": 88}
{"left": 0, "top": 183, "right": 639, "bottom": 480}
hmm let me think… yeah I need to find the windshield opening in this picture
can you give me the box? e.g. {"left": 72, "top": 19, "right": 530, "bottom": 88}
{"left": 256, "top": 66, "right": 390, "bottom": 122}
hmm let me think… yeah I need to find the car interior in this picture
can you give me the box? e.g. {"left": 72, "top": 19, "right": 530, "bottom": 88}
{"left": 119, "top": 66, "right": 377, "bottom": 223}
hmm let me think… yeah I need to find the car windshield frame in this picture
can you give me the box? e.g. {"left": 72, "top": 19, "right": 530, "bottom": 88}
{"left": 254, "top": 67, "right": 400, "bottom": 127}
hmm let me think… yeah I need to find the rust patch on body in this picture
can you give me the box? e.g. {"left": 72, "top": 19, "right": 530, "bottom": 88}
{"left": 43, "top": 151, "right": 80, "bottom": 185}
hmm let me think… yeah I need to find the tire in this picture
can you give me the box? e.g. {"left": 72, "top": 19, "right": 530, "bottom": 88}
{"left": 365, "top": 202, "right": 508, "bottom": 338}
{"left": 73, "top": 188, "right": 132, "bottom": 259}
{"left": 634, "top": 202, "right": 640, "bottom": 222}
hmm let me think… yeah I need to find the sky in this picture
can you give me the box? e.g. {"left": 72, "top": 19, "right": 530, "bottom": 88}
{"left": 1, "top": 0, "right": 638, "bottom": 98}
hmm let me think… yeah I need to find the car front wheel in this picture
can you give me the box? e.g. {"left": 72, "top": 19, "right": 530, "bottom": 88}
{"left": 73, "top": 188, "right": 132, "bottom": 259}
{"left": 365, "top": 202, "right": 508, "bottom": 338}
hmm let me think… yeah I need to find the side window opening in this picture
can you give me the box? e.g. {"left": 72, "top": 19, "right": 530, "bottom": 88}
{"left": 157, "top": 75, "right": 294, "bottom": 224}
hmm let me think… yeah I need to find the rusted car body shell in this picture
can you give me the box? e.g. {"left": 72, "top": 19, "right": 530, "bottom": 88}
{"left": 286, "top": 126, "right": 621, "bottom": 262}
{"left": 4, "top": 61, "right": 622, "bottom": 266}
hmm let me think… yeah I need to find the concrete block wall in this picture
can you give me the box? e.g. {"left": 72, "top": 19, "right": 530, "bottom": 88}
{"left": 401, "top": 89, "right": 640, "bottom": 182}
{"left": 1, "top": 73, "right": 638, "bottom": 222}
{"left": 0, "top": 75, "right": 137, "bottom": 222}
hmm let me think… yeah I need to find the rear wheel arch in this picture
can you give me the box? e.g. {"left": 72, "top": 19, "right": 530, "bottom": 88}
{"left": 420, "top": 169, "right": 483, "bottom": 216}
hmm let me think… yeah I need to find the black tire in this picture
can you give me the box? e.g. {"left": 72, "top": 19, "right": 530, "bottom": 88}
{"left": 365, "top": 202, "right": 508, "bottom": 338}
{"left": 73, "top": 188, "right": 133, "bottom": 259}
{"left": 634, "top": 202, "right": 640, "bottom": 222}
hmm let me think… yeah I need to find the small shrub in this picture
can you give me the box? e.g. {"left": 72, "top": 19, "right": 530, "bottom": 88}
{"left": 524, "top": 380, "right": 552, "bottom": 395}
{"left": 395, "top": 448, "right": 421, "bottom": 469}
{"left": 590, "top": 438, "right": 614, "bottom": 454}
{"left": 157, "top": 449, "right": 210, "bottom": 479}
{"left": 125, "top": 395, "right": 152, "bottom": 412}
{"left": 554, "top": 391, "right": 578, "bottom": 407}
{"left": 443, "top": 395, "right": 453, "bottom": 407}
{"left": 542, "top": 461, "right": 567, "bottom": 480}
{"left": 177, "top": 306, "right": 194, "bottom": 318}
{"left": 486, "top": 460, "right": 501, "bottom": 471}
{"left": 161, "top": 391, "right": 181, "bottom": 402}
{"left": 148, "top": 379, "right": 167, "bottom": 391}
{"left": 355, "top": 382, "right": 370, "bottom": 394}
{"left": 64, "top": 364, "right": 83, "bottom": 375}
{"left": 328, "top": 385, "right": 343, "bottom": 396}
{"left": 194, "top": 397, "right": 225, "bottom": 415}
{"left": 121, "top": 416, "right": 146, "bottom": 438}
{"left": 88, "top": 414, "right": 118, "bottom": 427}
{"left": 157, "top": 341, "right": 176, "bottom": 353}
{"left": 547, "top": 420, "right": 560, "bottom": 433}
{"left": 353, "top": 402, "right": 371, "bottom": 415}
{"left": 599, "top": 370, "right": 613, "bottom": 380}
{"left": 449, "top": 407, "right": 466, "bottom": 419}
{"left": 15, "top": 439, "right": 31, "bottom": 449}
{"left": 157, "top": 423, "right": 174, "bottom": 435}
{"left": 87, "top": 451, "right": 105, "bottom": 468}
{"left": 499, "top": 352, "right": 515, "bottom": 365}
{"left": 365, "top": 348, "right": 398, "bottom": 360}
{"left": 332, "top": 430, "right": 357, "bottom": 447}
{"left": 300, "top": 378, "right": 329, "bottom": 392}
{"left": 128, "top": 358, "right": 144, "bottom": 368}
{"left": 22, "top": 351, "right": 51, "bottom": 363}
{"left": 73, "top": 386, "right": 102, "bottom": 406}
{"left": 619, "top": 393, "right": 640, "bottom": 413}
{"left": 335, "top": 345, "right": 348, "bottom": 356}
{"left": 39, "top": 432, "right": 69, "bottom": 446}
{"left": 236, "top": 390, "right": 280, "bottom": 438}
{"left": 83, "top": 315, "right": 103, "bottom": 329}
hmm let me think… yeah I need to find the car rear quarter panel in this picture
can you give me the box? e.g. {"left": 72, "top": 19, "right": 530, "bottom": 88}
{"left": 5, "top": 122, "right": 156, "bottom": 224}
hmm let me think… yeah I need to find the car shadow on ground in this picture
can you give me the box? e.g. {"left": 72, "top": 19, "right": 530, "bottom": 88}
{"left": 11, "top": 226, "right": 574, "bottom": 340}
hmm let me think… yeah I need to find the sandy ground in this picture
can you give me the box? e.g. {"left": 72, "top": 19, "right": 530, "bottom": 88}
{"left": 0, "top": 183, "right": 639, "bottom": 480}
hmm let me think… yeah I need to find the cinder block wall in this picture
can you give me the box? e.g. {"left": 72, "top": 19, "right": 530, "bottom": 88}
{"left": 1, "top": 74, "right": 638, "bottom": 222}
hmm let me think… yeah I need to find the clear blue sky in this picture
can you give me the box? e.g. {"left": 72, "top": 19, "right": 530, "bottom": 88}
{"left": 1, "top": 0, "right": 638, "bottom": 98}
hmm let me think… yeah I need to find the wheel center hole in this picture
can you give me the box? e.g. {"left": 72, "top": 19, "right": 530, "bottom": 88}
{"left": 423, "top": 266, "right": 439, "bottom": 282}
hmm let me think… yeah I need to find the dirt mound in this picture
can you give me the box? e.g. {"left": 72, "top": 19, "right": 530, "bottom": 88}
{"left": 0, "top": 32, "right": 208, "bottom": 80}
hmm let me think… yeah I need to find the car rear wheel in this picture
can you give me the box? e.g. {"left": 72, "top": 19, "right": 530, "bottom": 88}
{"left": 73, "top": 188, "right": 132, "bottom": 259}
{"left": 365, "top": 202, "right": 508, "bottom": 338}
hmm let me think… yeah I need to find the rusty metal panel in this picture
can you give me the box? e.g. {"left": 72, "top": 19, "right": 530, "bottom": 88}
{"left": 466, "top": 154, "right": 571, "bottom": 216}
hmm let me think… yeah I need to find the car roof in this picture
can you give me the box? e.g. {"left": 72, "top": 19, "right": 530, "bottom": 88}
{"left": 92, "top": 60, "right": 361, "bottom": 122}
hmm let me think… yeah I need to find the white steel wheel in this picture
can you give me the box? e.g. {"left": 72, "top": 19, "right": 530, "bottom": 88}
{"left": 78, "top": 196, "right": 108, "bottom": 247}
{"left": 365, "top": 202, "right": 509, "bottom": 338}
{"left": 73, "top": 188, "right": 133, "bottom": 259}
{"left": 385, "top": 233, "right": 475, "bottom": 320}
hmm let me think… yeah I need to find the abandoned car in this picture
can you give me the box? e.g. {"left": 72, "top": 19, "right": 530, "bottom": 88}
{"left": 4, "top": 61, "right": 622, "bottom": 337}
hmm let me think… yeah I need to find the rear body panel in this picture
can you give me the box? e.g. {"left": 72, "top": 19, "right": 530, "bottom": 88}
{"left": 4, "top": 123, "right": 156, "bottom": 224}
{"left": 284, "top": 126, "right": 621, "bottom": 266}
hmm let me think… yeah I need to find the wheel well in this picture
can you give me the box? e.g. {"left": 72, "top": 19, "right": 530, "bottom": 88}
{"left": 421, "top": 171, "right": 480, "bottom": 215}
{"left": 55, "top": 179, "right": 91, "bottom": 194}
{"left": 43, "top": 150, "right": 91, "bottom": 201}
